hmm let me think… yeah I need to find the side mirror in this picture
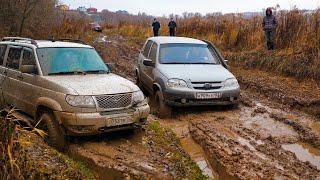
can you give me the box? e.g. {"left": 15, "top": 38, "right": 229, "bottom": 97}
{"left": 143, "top": 59, "right": 155, "bottom": 67}
{"left": 20, "top": 65, "right": 37, "bottom": 74}
{"left": 224, "top": 59, "right": 229, "bottom": 63}
{"left": 106, "top": 63, "right": 115, "bottom": 71}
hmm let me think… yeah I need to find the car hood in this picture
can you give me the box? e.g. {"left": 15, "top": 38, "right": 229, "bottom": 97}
{"left": 42, "top": 73, "right": 140, "bottom": 95}
{"left": 158, "top": 64, "right": 235, "bottom": 82}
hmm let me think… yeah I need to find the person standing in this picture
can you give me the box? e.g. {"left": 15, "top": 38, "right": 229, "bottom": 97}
{"left": 262, "top": 8, "right": 278, "bottom": 50}
{"left": 168, "top": 18, "right": 177, "bottom": 36}
{"left": 152, "top": 18, "right": 161, "bottom": 37}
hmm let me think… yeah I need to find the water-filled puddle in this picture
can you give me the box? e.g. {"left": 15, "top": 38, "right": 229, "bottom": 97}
{"left": 282, "top": 143, "right": 320, "bottom": 169}
{"left": 180, "top": 137, "right": 217, "bottom": 179}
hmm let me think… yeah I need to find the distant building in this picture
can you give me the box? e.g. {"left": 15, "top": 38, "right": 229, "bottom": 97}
{"left": 87, "top": 7, "right": 98, "bottom": 14}
{"left": 57, "top": 4, "right": 69, "bottom": 11}
{"left": 116, "top": 10, "right": 129, "bottom": 15}
{"left": 77, "top": 6, "right": 87, "bottom": 12}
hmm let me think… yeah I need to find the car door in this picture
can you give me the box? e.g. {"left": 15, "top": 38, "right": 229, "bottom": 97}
{"left": 145, "top": 43, "right": 158, "bottom": 91}
{"left": 0, "top": 44, "right": 8, "bottom": 108}
{"left": 3, "top": 45, "right": 23, "bottom": 108}
{"left": 15, "top": 47, "right": 39, "bottom": 116}
{"left": 140, "top": 40, "right": 153, "bottom": 91}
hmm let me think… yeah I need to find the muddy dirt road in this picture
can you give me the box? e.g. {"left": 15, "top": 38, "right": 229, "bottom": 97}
{"left": 65, "top": 34, "right": 320, "bottom": 179}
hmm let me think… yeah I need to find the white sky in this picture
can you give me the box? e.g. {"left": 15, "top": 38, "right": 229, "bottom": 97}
{"left": 61, "top": 0, "right": 320, "bottom": 16}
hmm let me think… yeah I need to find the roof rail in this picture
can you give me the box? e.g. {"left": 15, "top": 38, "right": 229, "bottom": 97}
{"left": 2, "top": 37, "right": 38, "bottom": 47}
{"left": 55, "top": 38, "right": 87, "bottom": 45}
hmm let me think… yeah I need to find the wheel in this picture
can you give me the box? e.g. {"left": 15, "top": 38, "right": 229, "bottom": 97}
{"left": 38, "top": 110, "right": 67, "bottom": 151}
{"left": 154, "top": 91, "right": 172, "bottom": 119}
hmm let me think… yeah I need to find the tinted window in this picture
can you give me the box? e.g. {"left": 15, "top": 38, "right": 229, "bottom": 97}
{"left": 22, "top": 48, "right": 36, "bottom": 66}
{"left": 159, "top": 43, "right": 220, "bottom": 64}
{"left": 6, "top": 47, "right": 22, "bottom": 69}
{"left": 149, "top": 43, "right": 158, "bottom": 63}
{"left": 0, "top": 45, "right": 7, "bottom": 66}
{"left": 143, "top": 40, "right": 153, "bottom": 57}
{"left": 36, "top": 48, "right": 109, "bottom": 76}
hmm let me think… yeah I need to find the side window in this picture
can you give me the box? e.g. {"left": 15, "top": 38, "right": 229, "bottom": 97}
{"left": 149, "top": 43, "right": 158, "bottom": 63}
{"left": 143, "top": 41, "right": 153, "bottom": 57}
{"left": 0, "top": 45, "right": 7, "bottom": 66}
{"left": 22, "top": 48, "right": 36, "bottom": 66}
{"left": 6, "top": 47, "right": 22, "bottom": 70}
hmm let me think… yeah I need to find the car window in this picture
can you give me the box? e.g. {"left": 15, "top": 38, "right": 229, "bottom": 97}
{"left": 143, "top": 40, "right": 153, "bottom": 57}
{"left": 22, "top": 48, "right": 36, "bottom": 66}
{"left": 0, "top": 45, "right": 7, "bottom": 66}
{"left": 149, "top": 43, "right": 158, "bottom": 63}
{"left": 159, "top": 43, "right": 220, "bottom": 64}
{"left": 6, "top": 47, "right": 22, "bottom": 70}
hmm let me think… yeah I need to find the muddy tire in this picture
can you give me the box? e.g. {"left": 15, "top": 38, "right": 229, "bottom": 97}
{"left": 154, "top": 91, "right": 172, "bottom": 119}
{"left": 39, "top": 111, "right": 67, "bottom": 151}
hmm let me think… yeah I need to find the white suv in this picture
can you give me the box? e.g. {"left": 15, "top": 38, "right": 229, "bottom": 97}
{"left": 0, "top": 37, "right": 150, "bottom": 150}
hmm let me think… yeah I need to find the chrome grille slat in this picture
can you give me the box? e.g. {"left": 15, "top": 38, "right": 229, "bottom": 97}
{"left": 191, "top": 81, "right": 223, "bottom": 90}
{"left": 95, "top": 93, "right": 132, "bottom": 110}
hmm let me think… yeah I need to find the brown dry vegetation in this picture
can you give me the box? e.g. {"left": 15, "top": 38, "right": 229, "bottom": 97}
{"left": 113, "top": 9, "right": 320, "bottom": 81}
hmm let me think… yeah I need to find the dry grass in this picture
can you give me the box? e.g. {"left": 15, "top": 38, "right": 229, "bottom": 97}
{"left": 114, "top": 9, "right": 320, "bottom": 81}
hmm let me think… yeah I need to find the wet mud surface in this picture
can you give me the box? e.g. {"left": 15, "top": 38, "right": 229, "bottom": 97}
{"left": 65, "top": 35, "right": 320, "bottom": 179}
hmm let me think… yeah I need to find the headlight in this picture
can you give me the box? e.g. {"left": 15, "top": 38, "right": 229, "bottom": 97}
{"left": 66, "top": 95, "right": 96, "bottom": 108}
{"left": 133, "top": 90, "right": 145, "bottom": 105}
{"left": 224, "top": 78, "right": 240, "bottom": 89}
{"left": 167, "top": 79, "right": 188, "bottom": 88}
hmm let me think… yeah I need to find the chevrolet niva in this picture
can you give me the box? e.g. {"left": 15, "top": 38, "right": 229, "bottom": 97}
{"left": 136, "top": 37, "right": 240, "bottom": 118}
{"left": 0, "top": 37, "right": 149, "bottom": 150}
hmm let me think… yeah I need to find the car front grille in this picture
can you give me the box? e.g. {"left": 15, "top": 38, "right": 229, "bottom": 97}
{"left": 95, "top": 93, "right": 132, "bottom": 110}
{"left": 191, "top": 81, "right": 223, "bottom": 90}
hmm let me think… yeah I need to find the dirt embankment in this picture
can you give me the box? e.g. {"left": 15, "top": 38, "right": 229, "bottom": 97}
{"left": 0, "top": 121, "right": 94, "bottom": 180}
{"left": 232, "top": 66, "right": 320, "bottom": 119}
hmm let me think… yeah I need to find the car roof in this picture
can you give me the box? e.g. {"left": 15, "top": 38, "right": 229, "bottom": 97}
{"left": 0, "top": 40, "right": 93, "bottom": 49}
{"left": 148, "top": 36, "right": 207, "bottom": 45}
{"left": 35, "top": 41, "right": 93, "bottom": 48}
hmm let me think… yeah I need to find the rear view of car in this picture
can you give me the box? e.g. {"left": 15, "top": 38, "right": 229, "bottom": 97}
{"left": 136, "top": 37, "right": 240, "bottom": 118}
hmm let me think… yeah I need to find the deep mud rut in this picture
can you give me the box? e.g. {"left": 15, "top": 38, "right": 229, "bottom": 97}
{"left": 65, "top": 35, "right": 320, "bottom": 179}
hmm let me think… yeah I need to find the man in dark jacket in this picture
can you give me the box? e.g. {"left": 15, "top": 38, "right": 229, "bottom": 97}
{"left": 152, "top": 18, "right": 161, "bottom": 37}
{"left": 168, "top": 18, "right": 177, "bottom": 36}
{"left": 262, "top": 8, "right": 278, "bottom": 50}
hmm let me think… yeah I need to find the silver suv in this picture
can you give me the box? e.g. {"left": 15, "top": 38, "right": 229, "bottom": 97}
{"left": 0, "top": 37, "right": 149, "bottom": 150}
{"left": 136, "top": 37, "right": 240, "bottom": 118}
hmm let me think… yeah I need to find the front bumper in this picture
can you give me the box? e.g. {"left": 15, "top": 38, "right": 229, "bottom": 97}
{"left": 54, "top": 104, "right": 150, "bottom": 136}
{"left": 164, "top": 88, "right": 240, "bottom": 107}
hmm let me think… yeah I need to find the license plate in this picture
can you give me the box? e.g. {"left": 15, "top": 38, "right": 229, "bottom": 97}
{"left": 196, "top": 92, "right": 222, "bottom": 99}
{"left": 106, "top": 116, "right": 133, "bottom": 127}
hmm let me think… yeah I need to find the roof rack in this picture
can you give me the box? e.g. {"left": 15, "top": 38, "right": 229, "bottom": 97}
{"left": 2, "top": 37, "right": 38, "bottom": 47}
{"left": 49, "top": 37, "right": 87, "bottom": 45}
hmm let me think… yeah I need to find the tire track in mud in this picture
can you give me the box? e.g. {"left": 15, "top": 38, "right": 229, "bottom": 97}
{"left": 179, "top": 95, "right": 320, "bottom": 179}
{"left": 80, "top": 35, "right": 320, "bottom": 179}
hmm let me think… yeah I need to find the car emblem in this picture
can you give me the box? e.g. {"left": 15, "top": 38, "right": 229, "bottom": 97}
{"left": 204, "top": 83, "right": 212, "bottom": 90}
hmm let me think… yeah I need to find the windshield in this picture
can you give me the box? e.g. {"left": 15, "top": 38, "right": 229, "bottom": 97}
{"left": 36, "top": 48, "right": 109, "bottom": 75}
{"left": 159, "top": 43, "right": 220, "bottom": 64}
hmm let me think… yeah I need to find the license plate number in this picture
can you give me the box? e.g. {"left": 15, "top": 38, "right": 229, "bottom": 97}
{"left": 106, "top": 116, "right": 133, "bottom": 127}
{"left": 196, "top": 92, "right": 222, "bottom": 99}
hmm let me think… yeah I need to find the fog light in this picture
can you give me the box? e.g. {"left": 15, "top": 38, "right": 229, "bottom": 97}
{"left": 181, "top": 99, "right": 187, "bottom": 104}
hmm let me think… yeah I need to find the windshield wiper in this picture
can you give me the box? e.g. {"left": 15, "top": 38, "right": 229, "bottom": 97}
{"left": 84, "top": 70, "right": 109, "bottom": 74}
{"left": 191, "top": 62, "right": 218, "bottom": 64}
{"left": 48, "top": 71, "right": 86, "bottom": 75}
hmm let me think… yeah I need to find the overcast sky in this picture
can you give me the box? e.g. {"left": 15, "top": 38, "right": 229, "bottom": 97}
{"left": 61, "top": 0, "right": 320, "bottom": 16}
